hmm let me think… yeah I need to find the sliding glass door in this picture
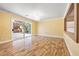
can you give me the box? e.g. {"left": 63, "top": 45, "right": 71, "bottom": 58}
{"left": 11, "top": 20, "right": 32, "bottom": 50}
{"left": 12, "top": 20, "right": 32, "bottom": 40}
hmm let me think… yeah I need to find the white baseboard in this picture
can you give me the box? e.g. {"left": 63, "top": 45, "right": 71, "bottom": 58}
{"left": 37, "top": 34, "right": 64, "bottom": 39}
{"left": 0, "top": 40, "right": 12, "bottom": 44}
{"left": 0, "top": 34, "right": 63, "bottom": 44}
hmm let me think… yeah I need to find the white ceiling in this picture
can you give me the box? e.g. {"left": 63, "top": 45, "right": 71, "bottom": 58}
{"left": 0, "top": 3, "right": 67, "bottom": 21}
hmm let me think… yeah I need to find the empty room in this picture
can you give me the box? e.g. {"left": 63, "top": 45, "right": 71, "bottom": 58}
{"left": 0, "top": 3, "right": 79, "bottom": 56}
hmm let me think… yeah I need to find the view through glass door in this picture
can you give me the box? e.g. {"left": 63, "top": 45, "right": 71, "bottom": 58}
{"left": 12, "top": 20, "right": 32, "bottom": 50}
{"left": 12, "top": 20, "right": 32, "bottom": 40}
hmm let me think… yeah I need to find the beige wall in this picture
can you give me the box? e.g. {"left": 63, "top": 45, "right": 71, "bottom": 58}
{"left": 32, "top": 21, "right": 38, "bottom": 34}
{"left": 0, "top": 12, "right": 12, "bottom": 42}
{"left": 0, "top": 11, "right": 38, "bottom": 43}
{"left": 38, "top": 18, "right": 64, "bottom": 37}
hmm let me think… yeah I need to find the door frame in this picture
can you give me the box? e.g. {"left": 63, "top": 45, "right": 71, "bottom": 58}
{"left": 11, "top": 16, "right": 32, "bottom": 40}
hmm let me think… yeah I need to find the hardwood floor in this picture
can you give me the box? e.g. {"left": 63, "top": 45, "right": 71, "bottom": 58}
{"left": 0, "top": 35, "right": 70, "bottom": 56}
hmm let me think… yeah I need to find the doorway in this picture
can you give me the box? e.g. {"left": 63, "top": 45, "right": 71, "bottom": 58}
{"left": 12, "top": 20, "right": 32, "bottom": 41}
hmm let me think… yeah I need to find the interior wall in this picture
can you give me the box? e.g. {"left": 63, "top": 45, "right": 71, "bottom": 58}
{"left": 0, "top": 12, "right": 12, "bottom": 42}
{"left": 64, "top": 33, "right": 79, "bottom": 56}
{"left": 0, "top": 11, "right": 38, "bottom": 43}
{"left": 38, "top": 18, "right": 64, "bottom": 37}
{"left": 32, "top": 21, "right": 38, "bottom": 35}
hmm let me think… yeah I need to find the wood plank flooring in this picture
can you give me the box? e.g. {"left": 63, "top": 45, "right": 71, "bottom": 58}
{"left": 0, "top": 35, "right": 70, "bottom": 56}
